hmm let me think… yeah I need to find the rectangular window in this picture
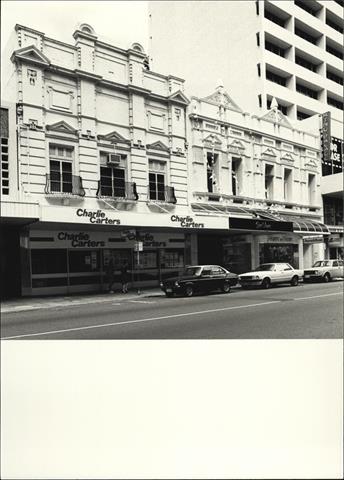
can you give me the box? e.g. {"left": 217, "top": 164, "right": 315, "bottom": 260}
{"left": 295, "top": 55, "right": 318, "bottom": 73}
{"left": 31, "top": 249, "right": 68, "bottom": 274}
{"left": 100, "top": 166, "right": 125, "bottom": 197}
{"left": 326, "top": 70, "right": 343, "bottom": 86}
{"left": 297, "top": 109, "right": 312, "bottom": 120}
{"left": 308, "top": 173, "right": 316, "bottom": 205}
{"left": 326, "top": 43, "right": 343, "bottom": 60}
{"left": 266, "top": 69, "right": 287, "bottom": 87}
{"left": 264, "top": 9, "right": 286, "bottom": 27}
{"left": 294, "top": 27, "right": 318, "bottom": 45}
{"left": 265, "top": 40, "right": 286, "bottom": 57}
{"left": 256, "top": 32, "right": 260, "bottom": 47}
{"left": 327, "top": 96, "right": 344, "bottom": 111}
{"left": 206, "top": 152, "right": 219, "bottom": 198}
{"left": 296, "top": 82, "right": 318, "bottom": 99}
{"left": 265, "top": 164, "right": 274, "bottom": 200}
{"left": 283, "top": 168, "right": 292, "bottom": 202}
{"left": 257, "top": 63, "right": 261, "bottom": 77}
{"left": 0, "top": 108, "right": 9, "bottom": 196}
{"left": 49, "top": 145, "right": 74, "bottom": 193}
{"left": 149, "top": 172, "right": 165, "bottom": 201}
{"left": 231, "top": 158, "right": 242, "bottom": 196}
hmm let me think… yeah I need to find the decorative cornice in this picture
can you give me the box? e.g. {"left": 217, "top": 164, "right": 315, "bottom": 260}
{"left": 97, "top": 130, "right": 130, "bottom": 144}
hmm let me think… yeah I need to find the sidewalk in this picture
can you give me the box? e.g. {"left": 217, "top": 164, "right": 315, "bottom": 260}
{"left": 1, "top": 288, "right": 163, "bottom": 314}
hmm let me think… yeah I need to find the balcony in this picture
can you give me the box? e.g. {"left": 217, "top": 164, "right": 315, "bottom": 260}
{"left": 45, "top": 174, "right": 85, "bottom": 197}
{"left": 147, "top": 185, "right": 177, "bottom": 204}
{"left": 97, "top": 181, "right": 138, "bottom": 201}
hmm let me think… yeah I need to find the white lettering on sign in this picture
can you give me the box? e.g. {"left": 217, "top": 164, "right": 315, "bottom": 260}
{"left": 57, "top": 232, "right": 105, "bottom": 248}
{"left": 171, "top": 215, "right": 204, "bottom": 228}
{"left": 76, "top": 208, "right": 121, "bottom": 225}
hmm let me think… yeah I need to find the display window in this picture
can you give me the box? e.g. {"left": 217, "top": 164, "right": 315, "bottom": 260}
{"left": 160, "top": 249, "right": 184, "bottom": 268}
{"left": 103, "top": 249, "right": 132, "bottom": 269}
{"left": 31, "top": 249, "right": 68, "bottom": 274}
{"left": 259, "top": 243, "right": 299, "bottom": 268}
{"left": 69, "top": 250, "right": 100, "bottom": 273}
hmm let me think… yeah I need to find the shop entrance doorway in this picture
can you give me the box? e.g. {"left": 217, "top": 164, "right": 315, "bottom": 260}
{"left": 0, "top": 228, "right": 21, "bottom": 298}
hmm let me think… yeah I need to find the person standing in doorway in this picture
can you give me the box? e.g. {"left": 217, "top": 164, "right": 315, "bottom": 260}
{"left": 106, "top": 258, "right": 115, "bottom": 293}
{"left": 120, "top": 262, "right": 130, "bottom": 293}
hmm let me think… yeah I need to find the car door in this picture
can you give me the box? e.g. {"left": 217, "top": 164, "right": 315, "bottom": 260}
{"left": 332, "top": 260, "right": 341, "bottom": 278}
{"left": 272, "top": 264, "right": 285, "bottom": 283}
{"left": 338, "top": 261, "right": 344, "bottom": 278}
{"left": 282, "top": 263, "right": 294, "bottom": 282}
{"left": 210, "top": 266, "right": 225, "bottom": 291}
{"left": 199, "top": 267, "right": 212, "bottom": 292}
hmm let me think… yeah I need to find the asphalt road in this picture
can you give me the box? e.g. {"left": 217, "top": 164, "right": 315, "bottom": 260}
{"left": 1, "top": 281, "right": 343, "bottom": 340}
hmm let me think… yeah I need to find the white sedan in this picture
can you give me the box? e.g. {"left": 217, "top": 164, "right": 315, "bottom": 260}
{"left": 304, "top": 260, "right": 344, "bottom": 282}
{"left": 239, "top": 263, "right": 303, "bottom": 289}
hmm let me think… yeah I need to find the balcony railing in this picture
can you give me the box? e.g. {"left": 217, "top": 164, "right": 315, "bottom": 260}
{"left": 45, "top": 174, "right": 85, "bottom": 196}
{"left": 148, "top": 185, "right": 177, "bottom": 204}
{"left": 97, "top": 181, "right": 138, "bottom": 201}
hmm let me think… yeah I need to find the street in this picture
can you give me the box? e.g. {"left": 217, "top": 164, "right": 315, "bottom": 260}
{"left": 1, "top": 281, "right": 343, "bottom": 340}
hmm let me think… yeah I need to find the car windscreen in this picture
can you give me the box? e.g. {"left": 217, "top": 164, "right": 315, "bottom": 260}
{"left": 254, "top": 264, "right": 275, "bottom": 271}
{"left": 313, "top": 261, "right": 331, "bottom": 267}
{"left": 183, "top": 267, "right": 201, "bottom": 276}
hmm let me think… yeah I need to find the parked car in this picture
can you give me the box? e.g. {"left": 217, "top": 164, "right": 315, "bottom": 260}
{"left": 238, "top": 263, "right": 303, "bottom": 289}
{"left": 303, "top": 259, "right": 344, "bottom": 282}
{"left": 160, "top": 265, "right": 238, "bottom": 297}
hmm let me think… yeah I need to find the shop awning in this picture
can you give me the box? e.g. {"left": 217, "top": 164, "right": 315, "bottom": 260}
{"left": 191, "top": 202, "right": 254, "bottom": 217}
{"left": 280, "top": 215, "right": 330, "bottom": 234}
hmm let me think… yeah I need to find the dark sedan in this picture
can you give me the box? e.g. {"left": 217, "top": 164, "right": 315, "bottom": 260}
{"left": 160, "top": 265, "right": 238, "bottom": 297}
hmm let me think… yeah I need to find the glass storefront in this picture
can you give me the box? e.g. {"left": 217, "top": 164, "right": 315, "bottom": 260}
{"left": 259, "top": 243, "right": 299, "bottom": 268}
{"left": 28, "top": 230, "right": 186, "bottom": 294}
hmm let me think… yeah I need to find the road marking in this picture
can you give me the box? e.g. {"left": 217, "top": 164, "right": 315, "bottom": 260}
{"left": 293, "top": 292, "right": 342, "bottom": 301}
{"left": 1, "top": 301, "right": 280, "bottom": 340}
{"left": 129, "top": 300, "right": 155, "bottom": 304}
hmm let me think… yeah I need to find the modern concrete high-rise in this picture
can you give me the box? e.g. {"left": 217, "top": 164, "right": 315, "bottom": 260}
{"left": 149, "top": 0, "right": 343, "bottom": 127}
{"left": 149, "top": 0, "right": 344, "bottom": 259}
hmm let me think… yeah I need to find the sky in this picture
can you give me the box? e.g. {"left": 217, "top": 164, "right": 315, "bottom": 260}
{"left": 1, "top": 1, "right": 149, "bottom": 53}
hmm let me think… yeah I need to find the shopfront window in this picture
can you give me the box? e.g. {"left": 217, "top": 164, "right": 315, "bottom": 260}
{"left": 31, "top": 249, "right": 67, "bottom": 274}
{"left": 259, "top": 243, "right": 299, "bottom": 268}
{"left": 160, "top": 249, "right": 184, "bottom": 268}
{"left": 69, "top": 250, "right": 100, "bottom": 273}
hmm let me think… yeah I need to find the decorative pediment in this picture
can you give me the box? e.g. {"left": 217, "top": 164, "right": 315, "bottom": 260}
{"left": 281, "top": 152, "right": 295, "bottom": 163}
{"left": 97, "top": 131, "right": 130, "bottom": 144}
{"left": 304, "top": 158, "right": 317, "bottom": 168}
{"left": 168, "top": 90, "right": 190, "bottom": 106}
{"left": 203, "top": 134, "right": 222, "bottom": 147}
{"left": 262, "top": 147, "right": 277, "bottom": 158}
{"left": 260, "top": 98, "right": 292, "bottom": 128}
{"left": 201, "top": 88, "right": 243, "bottom": 113}
{"left": 11, "top": 45, "right": 50, "bottom": 68}
{"left": 146, "top": 140, "right": 170, "bottom": 152}
{"left": 228, "top": 139, "right": 246, "bottom": 155}
{"left": 46, "top": 121, "right": 78, "bottom": 135}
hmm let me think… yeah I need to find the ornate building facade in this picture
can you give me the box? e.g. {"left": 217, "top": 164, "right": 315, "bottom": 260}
{"left": 1, "top": 24, "right": 329, "bottom": 297}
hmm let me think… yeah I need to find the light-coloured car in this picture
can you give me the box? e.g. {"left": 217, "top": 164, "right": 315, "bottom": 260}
{"left": 239, "top": 263, "right": 303, "bottom": 289}
{"left": 303, "top": 260, "right": 344, "bottom": 282}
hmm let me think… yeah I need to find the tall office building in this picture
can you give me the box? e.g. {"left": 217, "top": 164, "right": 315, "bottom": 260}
{"left": 149, "top": 0, "right": 344, "bottom": 259}
{"left": 149, "top": 1, "right": 343, "bottom": 126}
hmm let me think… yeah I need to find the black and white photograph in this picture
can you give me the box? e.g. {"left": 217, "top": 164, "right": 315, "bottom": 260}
{"left": 1, "top": 0, "right": 343, "bottom": 478}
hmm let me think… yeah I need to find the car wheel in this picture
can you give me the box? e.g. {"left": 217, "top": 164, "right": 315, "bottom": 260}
{"left": 262, "top": 278, "right": 271, "bottom": 289}
{"left": 290, "top": 275, "right": 299, "bottom": 287}
{"left": 222, "top": 282, "right": 231, "bottom": 293}
{"left": 185, "top": 285, "right": 194, "bottom": 297}
{"left": 323, "top": 273, "right": 331, "bottom": 283}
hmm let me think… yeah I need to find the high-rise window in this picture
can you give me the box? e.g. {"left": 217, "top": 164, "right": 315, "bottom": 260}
{"left": 0, "top": 108, "right": 9, "bottom": 196}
